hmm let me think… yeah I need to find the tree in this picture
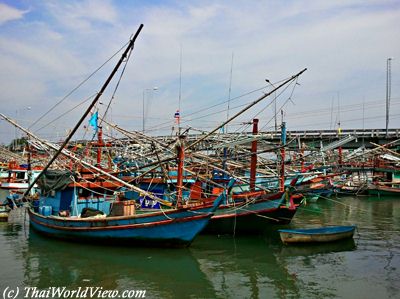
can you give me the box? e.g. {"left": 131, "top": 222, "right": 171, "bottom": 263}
{"left": 8, "top": 137, "right": 28, "bottom": 151}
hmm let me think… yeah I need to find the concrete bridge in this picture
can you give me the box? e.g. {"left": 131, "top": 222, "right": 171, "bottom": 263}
{"left": 154, "top": 128, "right": 400, "bottom": 151}
{"left": 67, "top": 128, "right": 400, "bottom": 152}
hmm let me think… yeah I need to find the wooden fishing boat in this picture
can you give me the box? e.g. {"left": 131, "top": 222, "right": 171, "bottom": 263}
{"left": 333, "top": 184, "right": 367, "bottom": 196}
{"left": 367, "top": 184, "right": 400, "bottom": 196}
{"left": 0, "top": 162, "right": 9, "bottom": 181}
{"left": 278, "top": 225, "right": 356, "bottom": 244}
{"left": 3, "top": 25, "right": 307, "bottom": 246}
{"left": 365, "top": 163, "right": 400, "bottom": 196}
{"left": 0, "top": 161, "right": 41, "bottom": 190}
{"left": 28, "top": 197, "right": 224, "bottom": 246}
{"left": 28, "top": 170, "right": 228, "bottom": 246}
{"left": 203, "top": 119, "right": 302, "bottom": 235}
{"left": 204, "top": 192, "right": 301, "bottom": 234}
{"left": 117, "top": 176, "right": 302, "bottom": 235}
{"left": 20, "top": 25, "right": 229, "bottom": 247}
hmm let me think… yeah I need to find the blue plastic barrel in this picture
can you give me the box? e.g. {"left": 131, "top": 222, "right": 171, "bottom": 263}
{"left": 40, "top": 206, "right": 52, "bottom": 216}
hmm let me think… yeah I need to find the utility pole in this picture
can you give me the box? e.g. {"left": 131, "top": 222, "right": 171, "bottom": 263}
{"left": 265, "top": 79, "right": 277, "bottom": 131}
{"left": 142, "top": 87, "right": 158, "bottom": 133}
{"left": 226, "top": 52, "right": 234, "bottom": 134}
{"left": 386, "top": 58, "right": 392, "bottom": 138}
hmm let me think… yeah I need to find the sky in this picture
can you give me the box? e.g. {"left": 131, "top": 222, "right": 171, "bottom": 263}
{"left": 0, "top": 0, "right": 399, "bottom": 145}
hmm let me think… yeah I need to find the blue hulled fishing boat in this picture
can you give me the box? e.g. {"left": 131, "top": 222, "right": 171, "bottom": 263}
{"left": 22, "top": 24, "right": 227, "bottom": 247}
{"left": 28, "top": 170, "right": 227, "bottom": 246}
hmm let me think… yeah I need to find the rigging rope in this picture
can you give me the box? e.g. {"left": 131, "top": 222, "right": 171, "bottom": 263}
{"left": 29, "top": 41, "right": 130, "bottom": 130}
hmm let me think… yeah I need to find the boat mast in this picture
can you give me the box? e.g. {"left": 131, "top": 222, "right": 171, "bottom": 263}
{"left": 26, "top": 141, "right": 33, "bottom": 195}
{"left": 187, "top": 68, "right": 307, "bottom": 151}
{"left": 225, "top": 52, "right": 234, "bottom": 134}
{"left": 178, "top": 44, "right": 183, "bottom": 134}
{"left": 97, "top": 126, "right": 103, "bottom": 166}
{"left": 0, "top": 113, "right": 168, "bottom": 204}
{"left": 280, "top": 119, "right": 286, "bottom": 192}
{"left": 176, "top": 136, "right": 185, "bottom": 207}
{"left": 250, "top": 118, "right": 258, "bottom": 192}
{"left": 23, "top": 24, "right": 144, "bottom": 197}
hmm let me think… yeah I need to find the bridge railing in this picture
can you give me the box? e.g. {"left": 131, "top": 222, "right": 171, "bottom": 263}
{"left": 175, "top": 128, "right": 400, "bottom": 141}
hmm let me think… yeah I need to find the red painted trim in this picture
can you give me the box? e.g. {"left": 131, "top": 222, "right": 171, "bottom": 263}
{"left": 68, "top": 181, "right": 124, "bottom": 188}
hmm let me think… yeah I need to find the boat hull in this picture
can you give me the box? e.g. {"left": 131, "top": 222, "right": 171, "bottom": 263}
{"left": 0, "top": 212, "right": 9, "bottom": 222}
{"left": 28, "top": 205, "right": 216, "bottom": 247}
{"left": 278, "top": 225, "right": 356, "bottom": 244}
{"left": 0, "top": 182, "right": 29, "bottom": 190}
{"left": 204, "top": 197, "right": 298, "bottom": 234}
{"left": 368, "top": 185, "right": 400, "bottom": 196}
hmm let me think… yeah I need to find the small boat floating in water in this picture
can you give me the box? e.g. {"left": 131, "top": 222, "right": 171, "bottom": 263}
{"left": 278, "top": 225, "right": 356, "bottom": 244}
{"left": 0, "top": 206, "right": 11, "bottom": 222}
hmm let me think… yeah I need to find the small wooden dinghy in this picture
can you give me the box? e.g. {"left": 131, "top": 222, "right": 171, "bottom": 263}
{"left": 0, "top": 206, "right": 10, "bottom": 222}
{"left": 278, "top": 225, "right": 356, "bottom": 244}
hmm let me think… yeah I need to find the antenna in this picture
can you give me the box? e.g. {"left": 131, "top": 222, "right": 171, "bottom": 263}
{"left": 362, "top": 96, "right": 365, "bottom": 130}
{"left": 329, "top": 97, "right": 334, "bottom": 130}
{"left": 226, "top": 52, "right": 234, "bottom": 133}
{"left": 337, "top": 92, "right": 341, "bottom": 135}
{"left": 178, "top": 44, "right": 183, "bottom": 133}
{"left": 386, "top": 57, "right": 392, "bottom": 138}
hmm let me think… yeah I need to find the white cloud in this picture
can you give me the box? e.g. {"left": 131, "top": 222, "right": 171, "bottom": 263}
{"left": 45, "top": 0, "right": 118, "bottom": 32}
{"left": 0, "top": 0, "right": 399, "bottom": 143}
{"left": 0, "top": 3, "right": 28, "bottom": 25}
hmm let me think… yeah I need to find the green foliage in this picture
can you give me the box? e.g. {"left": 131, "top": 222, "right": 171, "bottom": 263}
{"left": 8, "top": 137, "right": 28, "bottom": 151}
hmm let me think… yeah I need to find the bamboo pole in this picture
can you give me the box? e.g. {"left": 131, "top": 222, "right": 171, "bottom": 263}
{"left": 0, "top": 113, "right": 170, "bottom": 205}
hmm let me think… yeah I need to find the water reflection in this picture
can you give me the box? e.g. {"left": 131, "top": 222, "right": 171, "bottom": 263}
{"left": 0, "top": 211, "right": 28, "bottom": 289}
{"left": 190, "top": 235, "right": 301, "bottom": 299}
{"left": 279, "top": 238, "right": 356, "bottom": 257}
{"left": 286, "top": 197, "right": 400, "bottom": 299}
{"left": 1, "top": 193, "right": 399, "bottom": 299}
{"left": 23, "top": 229, "right": 216, "bottom": 298}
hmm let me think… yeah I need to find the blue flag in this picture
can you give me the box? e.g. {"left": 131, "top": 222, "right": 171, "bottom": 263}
{"left": 89, "top": 111, "right": 98, "bottom": 132}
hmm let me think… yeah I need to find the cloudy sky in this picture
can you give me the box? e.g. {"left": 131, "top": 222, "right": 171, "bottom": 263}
{"left": 0, "top": 0, "right": 399, "bottom": 144}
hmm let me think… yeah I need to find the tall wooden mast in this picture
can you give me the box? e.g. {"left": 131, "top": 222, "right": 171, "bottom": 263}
{"left": 250, "top": 118, "right": 258, "bottom": 192}
{"left": 23, "top": 24, "right": 144, "bottom": 197}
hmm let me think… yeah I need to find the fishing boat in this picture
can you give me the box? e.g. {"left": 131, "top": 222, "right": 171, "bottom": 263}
{"left": 28, "top": 170, "right": 228, "bottom": 246}
{"left": 367, "top": 184, "right": 400, "bottom": 196}
{"left": 204, "top": 190, "right": 301, "bottom": 234}
{"left": 0, "top": 162, "right": 9, "bottom": 180}
{"left": 364, "top": 155, "right": 400, "bottom": 196}
{"left": 116, "top": 170, "right": 302, "bottom": 235}
{"left": 0, "top": 161, "right": 41, "bottom": 191}
{"left": 1, "top": 23, "right": 307, "bottom": 245}
{"left": 21, "top": 25, "right": 230, "bottom": 247}
{"left": 28, "top": 196, "right": 225, "bottom": 246}
{"left": 367, "top": 170, "right": 400, "bottom": 196}
{"left": 203, "top": 120, "right": 302, "bottom": 234}
{"left": 278, "top": 225, "right": 356, "bottom": 244}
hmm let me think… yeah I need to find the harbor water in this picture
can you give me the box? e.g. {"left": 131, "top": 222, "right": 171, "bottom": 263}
{"left": 0, "top": 190, "right": 399, "bottom": 299}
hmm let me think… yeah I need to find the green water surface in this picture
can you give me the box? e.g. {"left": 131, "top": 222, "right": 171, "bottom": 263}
{"left": 0, "top": 190, "right": 399, "bottom": 299}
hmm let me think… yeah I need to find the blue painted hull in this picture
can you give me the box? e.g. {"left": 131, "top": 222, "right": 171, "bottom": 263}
{"left": 278, "top": 225, "right": 356, "bottom": 244}
{"left": 29, "top": 195, "right": 225, "bottom": 247}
